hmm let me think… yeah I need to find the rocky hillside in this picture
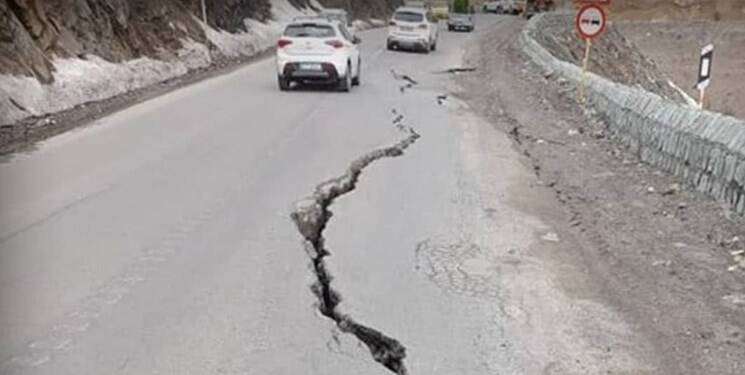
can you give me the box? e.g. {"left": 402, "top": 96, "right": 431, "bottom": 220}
{"left": 1, "top": 0, "right": 284, "bottom": 82}
{"left": 0, "top": 0, "right": 399, "bottom": 126}
{"left": 532, "top": 13, "right": 688, "bottom": 103}
{"left": 608, "top": 0, "right": 745, "bottom": 21}
{"left": 0, "top": 0, "right": 398, "bottom": 82}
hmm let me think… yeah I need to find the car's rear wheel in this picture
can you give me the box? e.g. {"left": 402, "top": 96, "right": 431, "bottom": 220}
{"left": 351, "top": 60, "right": 361, "bottom": 86}
{"left": 278, "top": 76, "right": 290, "bottom": 91}
{"left": 337, "top": 63, "right": 351, "bottom": 92}
{"left": 430, "top": 40, "right": 437, "bottom": 51}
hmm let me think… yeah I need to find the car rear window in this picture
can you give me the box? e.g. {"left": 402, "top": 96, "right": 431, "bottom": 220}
{"left": 284, "top": 24, "right": 336, "bottom": 38}
{"left": 393, "top": 11, "right": 424, "bottom": 23}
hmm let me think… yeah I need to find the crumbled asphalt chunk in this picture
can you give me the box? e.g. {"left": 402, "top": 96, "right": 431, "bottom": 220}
{"left": 437, "top": 67, "right": 477, "bottom": 74}
{"left": 290, "top": 111, "right": 420, "bottom": 375}
{"left": 390, "top": 69, "right": 419, "bottom": 85}
{"left": 437, "top": 94, "right": 448, "bottom": 105}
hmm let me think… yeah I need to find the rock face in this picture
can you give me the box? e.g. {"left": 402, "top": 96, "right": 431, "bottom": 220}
{"left": 202, "top": 0, "right": 273, "bottom": 31}
{"left": 606, "top": 0, "right": 745, "bottom": 21}
{"left": 0, "top": 0, "right": 219, "bottom": 82}
{"left": 0, "top": 1, "right": 56, "bottom": 82}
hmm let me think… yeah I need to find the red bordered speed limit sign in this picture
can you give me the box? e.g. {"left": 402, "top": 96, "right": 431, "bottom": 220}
{"left": 575, "top": 4, "right": 607, "bottom": 40}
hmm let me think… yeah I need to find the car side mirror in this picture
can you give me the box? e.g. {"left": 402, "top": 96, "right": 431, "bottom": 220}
{"left": 353, "top": 36, "right": 362, "bottom": 44}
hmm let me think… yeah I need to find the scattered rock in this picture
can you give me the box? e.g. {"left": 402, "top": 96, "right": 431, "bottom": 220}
{"left": 652, "top": 259, "right": 672, "bottom": 267}
{"left": 721, "top": 236, "right": 741, "bottom": 248}
{"left": 732, "top": 251, "right": 745, "bottom": 270}
{"left": 541, "top": 232, "right": 560, "bottom": 242}
{"left": 661, "top": 183, "right": 681, "bottom": 196}
{"left": 436, "top": 94, "right": 448, "bottom": 105}
{"left": 722, "top": 294, "right": 745, "bottom": 306}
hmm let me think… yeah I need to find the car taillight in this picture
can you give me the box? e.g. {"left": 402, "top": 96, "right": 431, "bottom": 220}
{"left": 325, "top": 40, "right": 344, "bottom": 49}
{"left": 277, "top": 39, "right": 292, "bottom": 48}
{"left": 418, "top": 24, "right": 428, "bottom": 29}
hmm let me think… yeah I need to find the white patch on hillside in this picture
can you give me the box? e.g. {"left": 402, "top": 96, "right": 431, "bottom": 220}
{"left": 0, "top": 53, "right": 202, "bottom": 125}
{"left": 201, "top": 18, "right": 281, "bottom": 58}
{"left": 271, "top": 0, "right": 318, "bottom": 22}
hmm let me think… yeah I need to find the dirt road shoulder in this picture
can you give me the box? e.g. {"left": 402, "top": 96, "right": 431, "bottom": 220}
{"left": 457, "top": 16, "right": 745, "bottom": 375}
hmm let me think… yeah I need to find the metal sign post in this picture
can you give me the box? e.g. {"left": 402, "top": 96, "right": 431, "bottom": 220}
{"left": 696, "top": 43, "right": 714, "bottom": 109}
{"left": 575, "top": 3, "right": 607, "bottom": 103}
{"left": 580, "top": 38, "right": 592, "bottom": 102}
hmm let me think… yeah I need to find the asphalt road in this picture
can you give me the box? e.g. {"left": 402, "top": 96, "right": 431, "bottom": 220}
{"left": 0, "top": 16, "right": 658, "bottom": 374}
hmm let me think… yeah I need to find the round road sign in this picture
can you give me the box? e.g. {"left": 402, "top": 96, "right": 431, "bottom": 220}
{"left": 575, "top": 4, "right": 607, "bottom": 40}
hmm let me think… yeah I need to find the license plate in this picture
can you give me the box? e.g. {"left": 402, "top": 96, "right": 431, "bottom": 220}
{"left": 300, "top": 63, "right": 322, "bottom": 71}
{"left": 400, "top": 26, "right": 414, "bottom": 31}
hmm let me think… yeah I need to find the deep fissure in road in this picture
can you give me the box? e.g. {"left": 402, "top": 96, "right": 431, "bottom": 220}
{"left": 290, "top": 116, "right": 420, "bottom": 375}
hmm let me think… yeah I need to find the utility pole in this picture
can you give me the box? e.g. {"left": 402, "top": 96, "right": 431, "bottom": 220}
{"left": 201, "top": 0, "right": 207, "bottom": 25}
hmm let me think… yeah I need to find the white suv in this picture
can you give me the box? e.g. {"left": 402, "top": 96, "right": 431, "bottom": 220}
{"left": 276, "top": 18, "right": 362, "bottom": 92}
{"left": 387, "top": 7, "right": 439, "bottom": 53}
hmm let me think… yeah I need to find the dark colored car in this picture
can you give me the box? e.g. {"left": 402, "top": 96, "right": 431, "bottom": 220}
{"left": 447, "top": 13, "right": 474, "bottom": 32}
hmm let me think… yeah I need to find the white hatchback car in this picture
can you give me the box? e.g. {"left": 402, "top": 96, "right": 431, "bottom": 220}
{"left": 276, "top": 18, "right": 362, "bottom": 91}
{"left": 387, "top": 7, "right": 439, "bottom": 53}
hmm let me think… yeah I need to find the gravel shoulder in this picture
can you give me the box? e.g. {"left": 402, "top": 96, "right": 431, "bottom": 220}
{"left": 458, "top": 15, "right": 745, "bottom": 374}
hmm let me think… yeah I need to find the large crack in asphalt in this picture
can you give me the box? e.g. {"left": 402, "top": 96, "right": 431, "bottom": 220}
{"left": 290, "top": 112, "right": 420, "bottom": 375}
